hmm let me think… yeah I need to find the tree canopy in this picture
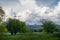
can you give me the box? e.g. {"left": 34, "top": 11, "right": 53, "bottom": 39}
{"left": 0, "top": 6, "right": 5, "bottom": 40}
{"left": 42, "top": 20, "right": 57, "bottom": 33}
{"left": 6, "top": 18, "right": 28, "bottom": 35}
{"left": 0, "top": 7, "right": 5, "bottom": 24}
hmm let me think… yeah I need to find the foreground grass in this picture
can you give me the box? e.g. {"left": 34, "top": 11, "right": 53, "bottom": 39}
{"left": 2, "top": 32, "right": 60, "bottom": 40}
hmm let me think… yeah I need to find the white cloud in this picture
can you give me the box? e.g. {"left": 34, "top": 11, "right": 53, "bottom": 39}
{"left": 53, "top": 2, "right": 60, "bottom": 15}
{"left": 1, "top": 0, "right": 60, "bottom": 25}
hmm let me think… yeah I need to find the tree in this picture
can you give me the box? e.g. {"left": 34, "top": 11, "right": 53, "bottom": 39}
{"left": 0, "top": 7, "right": 5, "bottom": 23}
{"left": 0, "top": 7, "right": 5, "bottom": 40}
{"left": 0, "top": 22, "right": 7, "bottom": 32}
{"left": 42, "top": 20, "right": 56, "bottom": 33}
{"left": 0, "top": 22, "right": 7, "bottom": 40}
{"left": 17, "top": 21, "right": 28, "bottom": 33}
{"left": 6, "top": 18, "right": 28, "bottom": 35}
{"left": 0, "top": 7, "right": 5, "bottom": 32}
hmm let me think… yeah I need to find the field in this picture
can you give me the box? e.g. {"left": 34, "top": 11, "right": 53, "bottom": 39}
{"left": 2, "top": 32, "right": 60, "bottom": 40}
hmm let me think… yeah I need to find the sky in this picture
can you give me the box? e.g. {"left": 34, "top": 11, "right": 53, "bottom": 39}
{"left": 0, "top": 0, "right": 60, "bottom": 25}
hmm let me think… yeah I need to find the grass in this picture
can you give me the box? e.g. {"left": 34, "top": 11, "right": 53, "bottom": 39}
{"left": 2, "top": 32, "right": 60, "bottom": 40}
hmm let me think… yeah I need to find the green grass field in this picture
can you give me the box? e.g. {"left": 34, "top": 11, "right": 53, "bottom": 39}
{"left": 1, "top": 32, "right": 59, "bottom": 40}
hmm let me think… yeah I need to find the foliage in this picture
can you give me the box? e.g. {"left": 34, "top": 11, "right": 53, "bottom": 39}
{"left": 39, "top": 28, "right": 43, "bottom": 32}
{"left": 53, "top": 32, "right": 60, "bottom": 38}
{"left": 6, "top": 18, "right": 28, "bottom": 35}
{"left": 0, "top": 6, "right": 5, "bottom": 40}
{"left": 0, "top": 6, "right": 6, "bottom": 35}
{"left": 0, "top": 22, "right": 7, "bottom": 32}
{"left": 17, "top": 21, "right": 28, "bottom": 33}
{"left": 42, "top": 20, "right": 57, "bottom": 33}
{"left": 0, "top": 7, "right": 5, "bottom": 23}
{"left": 0, "top": 23, "right": 7, "bottom": 40}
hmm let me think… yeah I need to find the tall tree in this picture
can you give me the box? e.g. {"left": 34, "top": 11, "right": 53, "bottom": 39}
{"left": 0, "top": 7, "right": 5, "bottom": 40}
{"left": 0, "top": 7, "right": 5, "bottom": 24}
{"left": 6, "top": 18, "right": 28, "bottom": 35}
{"left": 42, "top": 20, "right": 56, "bottom": 33}
{"left": 0, "top": 7, "right": 5, "bottom": 33}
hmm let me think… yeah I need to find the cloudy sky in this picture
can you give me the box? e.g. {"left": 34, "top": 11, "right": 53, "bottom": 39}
{"left": 0, "top": 0, "right": 60, "bottom": 25}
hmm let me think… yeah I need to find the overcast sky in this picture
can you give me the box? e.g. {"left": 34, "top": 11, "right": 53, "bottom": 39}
{"left": 0, "top": 0, "right": 60, "bottom": 25}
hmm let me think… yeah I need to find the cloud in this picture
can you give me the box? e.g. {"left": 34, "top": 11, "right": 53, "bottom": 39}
{"left": 25, "top": 1, "right": 60, "bottom": 25}
{"left": 0, "top": 0, "right": 60, "bottom": 25}
{"left": 52, "top": 2, "right": 60, "bottom": 23}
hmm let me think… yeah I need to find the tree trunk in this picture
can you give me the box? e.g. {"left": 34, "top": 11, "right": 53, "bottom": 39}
{"left": 14, "top": 32, "right": 17, "bottom": 35}
{"left": 11, "top": 32, "right": 13, "bottom": 35}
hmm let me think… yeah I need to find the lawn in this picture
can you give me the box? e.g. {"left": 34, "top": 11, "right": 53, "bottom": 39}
{"left": 2, "top": 32, "right": 60, "bottom": 40}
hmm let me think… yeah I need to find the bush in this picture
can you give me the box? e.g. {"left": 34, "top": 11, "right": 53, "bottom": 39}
{"left": 53, "top": 32, "right": 60, "bottom": 38}
{"left": 39, "top": 29, "right": 43, "bottom": 32}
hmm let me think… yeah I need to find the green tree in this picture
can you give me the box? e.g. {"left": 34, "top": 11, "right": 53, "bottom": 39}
{"left": 6, "top": 18, "right": 28, "bottom": 35}
{"left": 0, "top": 7, "right": 5, "bottom": 40}
{"left": 0, "top": 7, "right": 5, "bottom": 23}
{"left": 0, "top": 23, "right": 7, "bottom": 40}
{"left": 17, "top": 21, "right": 28, "bottom": 33}
{"left": 0, "top": 22, "right": 7, "bottom": 32}
{"left": 0, "top": 7, "right": 5, "bottom": 31}
{"left": 42, "top": 20, "right": 56, "bottom": 33}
